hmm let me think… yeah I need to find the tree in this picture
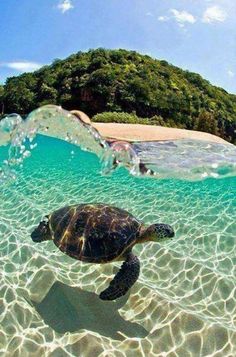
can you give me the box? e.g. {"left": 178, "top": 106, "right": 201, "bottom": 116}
{"left": 0, "top": 85, "right": 4, "bottom": 115}
{"left": 4, "top": 76, "right": 36, "bottom": 114}
{"left": 194, "top": 110, "right": 219, "bottom": 135}
{"left": 37, "top": 83, "right": 57, "bottom": 106}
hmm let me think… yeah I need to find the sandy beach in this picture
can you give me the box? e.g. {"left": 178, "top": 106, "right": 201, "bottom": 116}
{"left": 93, "top": 122, "right": 228, "bottom": 144}
{"left": 70, "top": 110, "right": 228, "bottom": 144}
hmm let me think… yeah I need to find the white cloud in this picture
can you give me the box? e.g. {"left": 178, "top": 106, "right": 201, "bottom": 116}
{"left": 3, "top": 62, "right": 42, "bottom": 72}
{"left": 57, "top": 0, "right": 74, "bottom": 14}
{"left": 158, "top": 15, "right": 169, "bottom": 22}
{"left": 146, "top": 12, "right": 154, "bottom": 17}
{"left": 171, "top": 9, "right": 196, "bottom": 25}
{"left": 227, "top": 70, "right": 235, "bottom": 78}
{"left": 158, "top": 6, "right": 227, "bottom": 27}
{"left": 158, "top": 9, "right": 196, "bottom": 27}
{"left": 202, "top": 6, "right": 227, "bottom": 23}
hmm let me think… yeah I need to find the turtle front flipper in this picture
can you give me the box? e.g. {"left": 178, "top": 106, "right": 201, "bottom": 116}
{"left": 100, "top": 253, "right": 140, "bottom": 301}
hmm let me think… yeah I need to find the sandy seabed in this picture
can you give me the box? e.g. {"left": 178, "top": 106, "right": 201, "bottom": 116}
{"left": 0, "top": 107, "right": 235, "bottom": 356}
{"left": 1, "top": 143, "right": 236, "bottom": 357}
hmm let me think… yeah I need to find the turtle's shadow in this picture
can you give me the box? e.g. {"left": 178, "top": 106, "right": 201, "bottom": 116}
{"left": 30, "top": 281, "right": 149, "bottom": 341}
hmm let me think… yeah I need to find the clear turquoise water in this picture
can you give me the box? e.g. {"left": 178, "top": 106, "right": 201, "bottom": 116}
{"left": 0, "top": 108, "right": 236, "bottom": 356}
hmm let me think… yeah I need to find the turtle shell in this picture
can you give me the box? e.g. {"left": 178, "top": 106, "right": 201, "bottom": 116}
{"left": 49, "top": 204, "right": 141, "bottom": 263}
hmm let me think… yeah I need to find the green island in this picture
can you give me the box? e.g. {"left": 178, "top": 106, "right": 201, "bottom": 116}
{"left": 0, "top": 48, "right": 235, "bottom": 143}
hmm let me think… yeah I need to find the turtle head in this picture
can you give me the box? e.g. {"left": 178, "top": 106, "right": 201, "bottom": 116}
{"left": 140, "top": 223, "right": 175, "bottom": 243}
{"left": 31, "top": 216, "right": 52, "bottom": 243}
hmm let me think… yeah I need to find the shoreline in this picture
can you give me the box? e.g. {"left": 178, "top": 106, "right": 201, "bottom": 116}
{"left": 0, "top": 110, "right": 230, "bottom": 147}
{"left": 70, "top": 110, "right": 228, "bottom": 145}
{"left": 92, "top": 122, "right": 228, "bottom": 144}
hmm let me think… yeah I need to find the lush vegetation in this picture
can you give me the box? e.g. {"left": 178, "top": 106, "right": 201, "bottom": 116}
{"left": 92, "top": 112, "right": 181, "bottom": 128}
{"left": 1, "top": 49, "right": 236, "bottom": 143}
{"left": 0, "top": 85, "right": 4, "bottom": 116}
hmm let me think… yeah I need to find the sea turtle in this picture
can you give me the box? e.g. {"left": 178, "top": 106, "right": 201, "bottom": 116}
{"left": 31, "top": 204, "right": 175, "bottom": 300}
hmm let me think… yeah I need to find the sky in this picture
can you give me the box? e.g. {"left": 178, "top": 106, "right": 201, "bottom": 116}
{"left": 0, "top": 0, "right": 235, "bottom": 93}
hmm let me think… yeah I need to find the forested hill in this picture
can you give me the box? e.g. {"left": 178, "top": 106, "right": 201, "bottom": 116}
{"left": 1, "top": 49, "right": 236, "bottom": 143}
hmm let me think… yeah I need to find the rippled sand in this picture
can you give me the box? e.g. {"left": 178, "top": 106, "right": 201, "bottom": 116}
{"left": 0, "top": 135, "right": 236, "bottom": 356}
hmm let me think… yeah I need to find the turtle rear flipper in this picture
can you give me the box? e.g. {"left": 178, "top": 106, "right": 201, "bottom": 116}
{"left": 100, "top": 253, "right": 140, "bottom": 301}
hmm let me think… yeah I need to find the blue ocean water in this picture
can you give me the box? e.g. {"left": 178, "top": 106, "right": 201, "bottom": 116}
{"left": 0, "top": 107, "right": 236, "bottom": 356}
